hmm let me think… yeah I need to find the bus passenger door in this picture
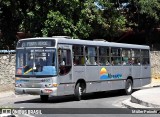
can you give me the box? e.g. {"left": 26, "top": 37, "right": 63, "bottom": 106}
{"left": 141, "top": 64, "right": 151, "bottom": 85}
{"left": 142, "top": 65, "right": 151, "bottom": 77}
{"left": 141, "top": 50, "right": 151, "bottom": 86}
{"left": 57, "top": 45, "right": 74, "bottom": 95}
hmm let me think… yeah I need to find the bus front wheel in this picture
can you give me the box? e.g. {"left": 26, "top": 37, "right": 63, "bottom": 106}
{"left": 40, "top": 95, "right": 49, "bottom": 102}
{"left": 74, "top": 83, "right": 83, "bottom": 101}
{"left": 125, "top": 79, "right": 133, "bottom": 95}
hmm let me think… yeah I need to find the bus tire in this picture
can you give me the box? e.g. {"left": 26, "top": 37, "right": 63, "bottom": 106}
{"left": 74, "top": 83, "right": 82, "bottom": 101}
{"left": 125, "top": 79, "right": 133, "bottom": 95}
{"left": 40, "top": 95, "right": 49, "bottom": 102}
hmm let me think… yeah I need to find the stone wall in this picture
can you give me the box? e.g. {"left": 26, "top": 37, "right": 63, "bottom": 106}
{"left": 0, "top": 54, "right": 15, "bottom": 92}
{"left": 0, "top": 51, "right": 160, "bottom": 92}
{"left": 150, "top": 51, "right": 160, "bottom": 79}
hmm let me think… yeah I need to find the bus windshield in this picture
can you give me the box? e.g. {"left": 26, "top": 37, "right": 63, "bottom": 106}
{"left": 16, "top": 48, "right": 57, "bottom": 76}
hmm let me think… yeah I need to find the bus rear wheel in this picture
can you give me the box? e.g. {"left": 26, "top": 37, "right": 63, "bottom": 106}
{"left": 40, "top": 95, "right": 49, "bottom": 102}
{"left": 125, "top": 79, "right": 133, "bottom": 95}
{"left": 74, "top": 83, "right": 83, "bottom": 101}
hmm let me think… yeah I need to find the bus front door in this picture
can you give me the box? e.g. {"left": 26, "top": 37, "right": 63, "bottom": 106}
{"left": 57, "top": 45, "right": 74, "bottom": 95}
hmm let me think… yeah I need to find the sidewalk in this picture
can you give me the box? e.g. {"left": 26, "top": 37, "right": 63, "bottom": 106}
{"left": 0, "top": 91, "right": 15, "bottom": 99}
{"left": 122, "top": 78, "right": 160, "bottom": 108}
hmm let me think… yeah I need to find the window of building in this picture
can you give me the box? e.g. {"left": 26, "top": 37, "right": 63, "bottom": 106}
{"left": 122, "top": 49, "right": 132, "bottom": 65}
{"left": 85, "top": 46, "right": 97, "bottom": 65}
{"left": 141, "top": 50, "right": 150, "bottom": 65}
{"left": 73, "top": 45, "right": 85, "bottom": 65}
{"left": 132, "top": 49, "right": 141, "bottom": 65}
{"left": 111, "top": 48, "right": 121, "bottom": 65}
{"left": 99, "top": 47, "right": 110, "bottom": 65}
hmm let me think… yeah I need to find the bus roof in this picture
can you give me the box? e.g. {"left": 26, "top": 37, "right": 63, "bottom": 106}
{"left": 19, "top": 37, "right": 150, "bottom": 49}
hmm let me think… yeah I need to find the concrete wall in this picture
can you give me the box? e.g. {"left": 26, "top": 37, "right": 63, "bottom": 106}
{"left": 0, "top": 51, "right": 160, "bottom": 92}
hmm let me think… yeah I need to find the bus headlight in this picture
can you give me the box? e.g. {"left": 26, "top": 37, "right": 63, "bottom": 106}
{"left": 15, "top": 83, "right": 22, "bottom": 87}
{"left": 15, "top": 84, "right": 19, "bottom": 87}
{"left": 15, "top": 77, "right": 22, "bottom": 87}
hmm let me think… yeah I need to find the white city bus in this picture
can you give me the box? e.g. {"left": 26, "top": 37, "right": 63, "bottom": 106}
{"left": 15, "top": 37, "right": 151, "bottom": 101}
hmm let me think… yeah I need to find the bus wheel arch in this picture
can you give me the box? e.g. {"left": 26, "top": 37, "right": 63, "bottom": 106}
{"left": 74, "top": 79, "right": 86, "bottom": 101}
{"left": 125, "top": 76, "right": 133, "bottom": 95}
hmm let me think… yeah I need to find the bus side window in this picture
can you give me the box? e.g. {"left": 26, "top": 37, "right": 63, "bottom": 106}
{"left": 122, "top": 49, "right": 132, "bottom": 65}
{"left": 85, "top": 46, "right": 97, "bottom": 65}
{"left": 111, "top": 48, "right": 121, "bottom": 65}
{"left": 58, "top": 49, "right": 72, "bottom": 75}
{"left": 141, "top": 50, "right": 150, "bottom": 65}
{"left": 99, "top": 47, "right": 110, "bottom": 66}
{"left": 73, "top": 45, "right": 85, "bottom": 66}
{"left": 132, "top": 49, "right": 141, "bottom": 65}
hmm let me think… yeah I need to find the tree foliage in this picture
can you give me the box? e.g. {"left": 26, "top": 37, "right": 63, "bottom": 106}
{"left": 42, "top": 0, "right": 126, "bottom": 39}
{"left": 125, "top": 0, "right": 160, "bottom": 30}
{"left": 0, "top": 0, "right": 160, "bottom": 49}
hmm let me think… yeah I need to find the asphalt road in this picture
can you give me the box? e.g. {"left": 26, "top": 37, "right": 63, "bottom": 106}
{"left": 0, "top": 90, "right": 159, "bottom": 117}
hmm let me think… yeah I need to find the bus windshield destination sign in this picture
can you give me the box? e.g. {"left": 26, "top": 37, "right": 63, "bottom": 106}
{"left": 17, "top": 40, "right": 55, "bottom": 47}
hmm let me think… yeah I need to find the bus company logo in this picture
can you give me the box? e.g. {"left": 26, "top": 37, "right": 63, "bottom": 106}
{"left": 100, "top": 67, "right": 122, "bottom": 80}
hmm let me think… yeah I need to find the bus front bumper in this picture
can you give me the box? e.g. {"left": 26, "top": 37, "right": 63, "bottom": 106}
{"left": 15, "top": 87, "right": 57, "bottom": 96}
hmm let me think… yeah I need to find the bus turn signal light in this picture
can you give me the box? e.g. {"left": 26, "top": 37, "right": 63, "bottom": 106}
{"left": 15, "top": 77, "right": 20, "bottom": 80}
{"left": 53, "top": 84, "right": 58, "bottom": 87}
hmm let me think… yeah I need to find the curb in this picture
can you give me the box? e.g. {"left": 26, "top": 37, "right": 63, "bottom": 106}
{"left": 122, "top": 87, "right": 160, "bottom": 108}
{"left": 153, "top": 85, "right": 160, "bottom": 87}
{"left": 142, "top": 83, "right": 160, "bottom": 88}
{"left": 131, "top": 95, "right": 160, "bottom": 108}
{"left": 131, "top": 87, "right": 160, "bottom": 108}
{"left": 122, "top": 99, "right": 151, "bottom": 108}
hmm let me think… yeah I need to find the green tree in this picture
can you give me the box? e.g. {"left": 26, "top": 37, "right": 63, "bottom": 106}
{"left": 1, "top": 0, "right": 160, "bottom": 49}
{"left": 123, "top": 0, "right": 160, "bottom": 44}
{"left": 0, "top": 0, "right": 21, "bottom": 49}
{"left": 42, "top": 0, "right": 127, "bottom": 39}
{"left": 125, "top": 0, "right": 160, "bottom": 30}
